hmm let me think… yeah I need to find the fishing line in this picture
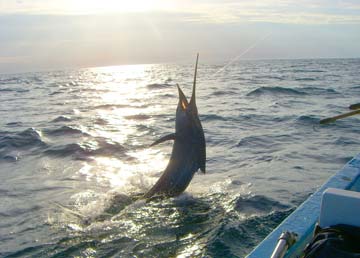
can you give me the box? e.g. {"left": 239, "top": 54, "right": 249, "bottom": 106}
{"left": 211, "top": 32, "right": 272, "bottom": 78}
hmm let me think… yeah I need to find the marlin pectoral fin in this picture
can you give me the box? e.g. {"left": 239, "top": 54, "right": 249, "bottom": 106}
{"left": 150, "top": 133, "right": 176, "bottom": 147}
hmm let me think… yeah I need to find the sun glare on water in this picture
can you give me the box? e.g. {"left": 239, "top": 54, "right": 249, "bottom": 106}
{"left": 75, "top": 64, "right": 169, "bottom": 190}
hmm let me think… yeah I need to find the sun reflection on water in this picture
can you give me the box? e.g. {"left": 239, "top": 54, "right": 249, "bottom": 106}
{"left": 82, "top": 149, "right": 168, "bottom": 189}
{"left": 75, "top": 64, "right": 171, "bottom": 192}
{"left": 81, "top": 64, "right": 164, "bottom": 145}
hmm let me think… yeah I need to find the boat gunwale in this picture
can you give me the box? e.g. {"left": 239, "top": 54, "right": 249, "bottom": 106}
{"left": 246, "top": 153, "right": 360, "bottom": 258}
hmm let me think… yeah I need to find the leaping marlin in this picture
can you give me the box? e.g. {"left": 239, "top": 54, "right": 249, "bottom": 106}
{"left": 144, "top": 54, "right": 206, "bottom": 199}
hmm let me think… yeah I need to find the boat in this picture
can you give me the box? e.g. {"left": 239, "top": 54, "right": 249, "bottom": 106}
{"left": 246, "top": 153, "right": 360, "bottom": 258}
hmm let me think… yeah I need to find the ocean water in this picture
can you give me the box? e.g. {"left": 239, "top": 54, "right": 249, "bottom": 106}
{"left": 1, "top": 58, "right": 360, "bottom": 258}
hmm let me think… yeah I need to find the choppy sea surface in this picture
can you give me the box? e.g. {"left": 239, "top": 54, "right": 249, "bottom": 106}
{"left": 1, "top": 58, "right": 360, "bottom": 258}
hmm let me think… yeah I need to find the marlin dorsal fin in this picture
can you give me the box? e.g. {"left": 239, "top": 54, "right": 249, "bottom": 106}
{"left": 149, "top": 133, "right": 176, "bottom": 147}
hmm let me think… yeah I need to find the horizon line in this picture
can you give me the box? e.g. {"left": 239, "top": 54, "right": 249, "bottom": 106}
{"left": 1, "top": 56, "right": 360, "bottom": 76}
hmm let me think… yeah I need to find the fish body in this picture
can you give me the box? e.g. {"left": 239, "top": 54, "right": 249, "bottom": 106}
{"left": 145, "top": 54, "right": 206, "bottom": 198}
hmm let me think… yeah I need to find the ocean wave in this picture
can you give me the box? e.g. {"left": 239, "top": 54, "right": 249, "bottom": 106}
{"left": 44, "top": 138, "right": 126, "bottom": 159}
{"left": 301, "top": 86, "right": 339, "bottom": 95}
{"left": 0, "top": 77, "right": 21, "bottom": 85}
{"left": 49, "top": 91, "right": 63, "bottom": 96}
{"left": 124, "top": 114, "right": 151, "bottom": 120}
{"left": 203, "top": 114, "right": 275, "bottom": 125}
{"left": 66, "top": 81, "right": 79, "bottom": 87}
{"left": 236, "top": 134, "right": 294, "bottom": 153}
{"left": 51, "top": 116, "right": 72, "bottom": 122}
{"left": 16, "top": 89, "right": 30, "bottom": 93}
{"left": 5, "top": 122, "right": 22, "bottom": 127}
{"left": 303, "top": 153, "right": 353, "bottom": 165}
{"left": 295, "top": 77, "right": 316, "bottom": 81}
{"left": 247, "top": 86, "right": 339, "bottom": 97}
{"left": 0, "top": 88, "right": 29, "bottom": 93}
{"left": 91, "top": 138, "right": 127, "bottom": 157}
{"left": 295, "top": 115, "right": 319, "bottom": 125}
{"left": 202, "top": 114, "right": 228, "bottom": 122}
{"left": 0, "top": 128, "right": 45, "bottom": 149}
{"left": 146, "top": 83, "right": 172, "bottom": 90}
{"left": 159, "top": 93, "right": 176, "bottom": 98}
{"left": 212, "top": 90, "right": 237, "bottom": 96}
{"left": 2, "top": 205, "right": 43, "bottom": 217}
{"left": 93, "top": 117, "right": 108, "bottom": 125}
{"left": 234, "top": 77, "right": 251, "bottom": 81}
{"left": 293, "top": 69, "right": 325, "bottom": 73}
{"left": 254, "top": 75, "right": 285, "bottom": 80}
{"left": 0, "top": 88, "right": 13, "bottom": 92}
{"left": 206, "top": 203, "right": 294, "bottom": 257}
{"left": 0, "top": 154, "right": 19, "bottom": 162}
{"left": 44, "top": 143, "right": 86, "bottom": 157}
{"left": 93, "top": 104, "right": 133, "bottom": 110}
{"left": 237, "top": 136, "right": 266, "bottom": 148}
{"left": 246, "top": 86, "right": 306, "bottom": 96}
{"left": 135, "top": 124, "right": 156, "bottom": 136}
{"left": 236, "top": 135, "right": 277, "bottom": 149}
{"left": 234, "top": 195, "right": 290, "bottom": 214}
{"left": 1, "top": 243, "right": 60, "bottom": 257}
{"left": 44, "top": 126, "right": 89, "bottom": 137}
{"left": 70, "top": 88, "right": 110, "bottom": 94}
{"left": 334, "top": 137, "right": 360, "bottom": 146}
{"left": 0, "top": 188, "right": 22, "bottom": 197}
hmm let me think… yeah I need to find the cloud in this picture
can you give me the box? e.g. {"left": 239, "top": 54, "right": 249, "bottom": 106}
{"left": 0, "top": 0, "right": 359, "bottom": 24}
{"left": 0, "top": 1, "right": 359, "bottom": 74}
{"left": 176, "top": 0, "right": 360, "bottom": 24}
{"left": 0, "top": 55, "right": 30, "bottom": 64}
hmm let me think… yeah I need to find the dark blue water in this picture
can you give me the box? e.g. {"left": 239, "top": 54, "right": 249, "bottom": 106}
{"left": 1, "top": 58, "right": 360, "bottom": 257}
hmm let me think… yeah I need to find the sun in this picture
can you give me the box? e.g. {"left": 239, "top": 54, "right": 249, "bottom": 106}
{"left": 68, "top": 0, "right": 164, "bottom": 14}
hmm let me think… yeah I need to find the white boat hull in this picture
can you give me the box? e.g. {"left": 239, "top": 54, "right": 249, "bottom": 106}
{"left": 247, "top": 154, "right": 360, "bottom": 258}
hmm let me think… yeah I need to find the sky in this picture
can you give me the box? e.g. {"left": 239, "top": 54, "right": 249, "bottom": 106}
{"left": 0, "top": 0, "right": 360, "bottom": 74}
